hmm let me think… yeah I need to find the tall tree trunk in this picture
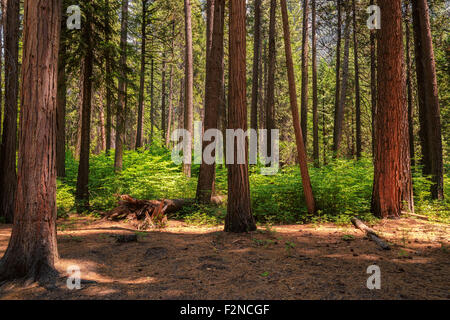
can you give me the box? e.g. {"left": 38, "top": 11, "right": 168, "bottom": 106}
{"left": 150, "top": 58, "right": 154, "bottom": 144}
{"left": 312, "top": 0, "right": 319, "bottom": 167}
{"left": 56, "top": 5, "right": 67, "bottom": 177}
{"left": 183, "top": 0, "right": 194, "bottom": 177}
{"left": 114, "top": 0, "right": 129, "bottom": 172}
{"left": 135, "top": 0, "right": 147, "bottom": 150}
{"left": 196, "top": 0, "right": 225, "bottom": 203}
{"left": 75, "top": 3, "right": 94, "bottom": 213}
{"left": 334, "top": 7, "right": 351, "bottom": 156}
{"left": 353, "top": 0, "right": 361, "bottom": 160}
{"left": 225, "top": 0, "right": 256, "bottom": 233}
{"left": 280, "top": 0, "right": 316, "bottom": 215}
{"left": 250, "top": 0, "right": 261, "bottom": 134}
{"left": 165, "top": 22, "right": 176, "bottom": 147}
{"left": 161, "top": 52, "right": 167, "bottom": 140}
{"left": 372, "top": 0, "right": 414, "bottom": 218}
{"left": 0, "top": 0, "right": 61, "bottom": 282}
{"left": 332, "top": 0, "right": 342, "bottom": 156}
{"left": 370, "top": 0, "right": 377, "bottom": 157}
{"left": 265, "top": 0, "right": 276, "bottom": 163}
{"left": 300, "top": 0, "right": 309, "bottom": 147}
{"left": 412, "top": 0, "right": 444, "bottom": 200}
{"left": 404, "top": 0, "right": 415, "bottom": 168}
{"left": 0, "top": 0, "right": 20, "bottom": 223}
{"left": 105, "top": 0, "right": 113, "bottom": 155}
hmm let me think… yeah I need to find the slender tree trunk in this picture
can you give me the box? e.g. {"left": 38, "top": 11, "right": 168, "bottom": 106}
{"left": 114, "top": 0, "right": 129, "bottom": 172}
{"left": 372, "top": 0, "right": 414, "bottom": 218}
{"left": 0, "top": 0, "right": 20, "bottom": 223}
{"left": 0, "top": 0, "right": 61, "bottom": 282}
{"left": 370, "top": 0, "right": 377, "bottom": 157}
{"left": 332, "top": 0, "right": 342, "bottom": 156}
{"left": 56, "top": 5, "right": 67, "bottom": 177}
{"left": 161, "top": 52, "right": 167, "bottom": 140}
{"left": 250, "top": 0, "right": 261, "bottom": 134}
{"left": 196, "top": 0, "right": 225, "bottom": 203}
{"left": 183, "top": 0, "right": 194, "bottom": 177}
{"left": 334, "top": 8, "right": 351, "bottom": 156}
{"left": 404, "top": 0, "right": 415, "bottom": 168}
{"left": 265, "top": 0, "right": 277, "bottom": 163}
{"left": 312, "top": 0, "right": 319, "bottom": 167}
{"left": 300, "top": 0, "right": 309, "bottom": 147}
{"left": 105, "top": 0, "right": 113, "bottom": 155}
{"left": 353, "top": 0, "right": 361, "bottom": 160}
{"left": 75, "top": 3, "right": 94, "bottom": 213}
{"left": 280, "top": 0, "right": 316, "bottom": 215}
{"left": 412, "top": 0, "right": 444, "bottom": 200}
{"left": 225, "top": 0, "right": 256, "bottom": 233}
{"left": 136, "top": 0, "right": 147, "bottom": 150}
{"left": 150, "top": 58, "right": 154, "bottom": 144}
{"left": 165, "top": 22, "right": 175, "bottom": 147}
{"left": 322, "top": 93, "right": 327, "bottom": 165}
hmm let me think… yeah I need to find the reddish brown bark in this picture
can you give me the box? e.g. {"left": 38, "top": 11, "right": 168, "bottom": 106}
{"left": 412, "top": 0, "right": 444, "bottom": 200}
{"left": 404, "top": 0, "right": 415, "bottom": 167}
{"left": 332, "top": 0, "right": 342, "bottom": 156}
{"left": 280, "top": 0, "right": 316, "bottom": 215}
{"left": 196, "top": 0, "right": 225, "bottom": 203}
{"left": 370, "top": 0, "right": 377, "bottom": 157}
{"left": 372, "top": 0, "right": 414, "bottom": 218}
{"left": 300, "top": 0, "right": 309, "bottom": 147}
{"left": 0, "top": 0, "right": 20, "bottom": 223}
{"left": 225, "top": 0, "right": 256, "bottom": 233}
{"left": 0, "top": 0, "right": 61, "bottom": 282}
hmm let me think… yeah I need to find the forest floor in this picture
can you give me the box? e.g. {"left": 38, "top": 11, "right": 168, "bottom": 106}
{"left": 0, "top": 216, "right": 449, "bottom": 300}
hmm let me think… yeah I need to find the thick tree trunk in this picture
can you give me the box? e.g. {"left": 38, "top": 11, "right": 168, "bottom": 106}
{"left": 250, "top": 0, "right": 261, "bottom": 134}
{"left": 412, "top": 0, "right": 444, "bottom": 200}
{"left": 225, "top": 0, "right": 256, "bottom": 233}
{"left": 0, "top": 0, "right": 61, "bottom": 283}
{"left": 332, "top": 0, "right": 342, "bottom": 156}
{"left": 196, "top": 0, "right": 225, "bottom": 203}
{"left": 265, "top": 0, "right": 277, "bottom": 163}
{"left": 312, "top": 0, "right": 319, "bottom": 167}
{"left": 0, "top": 0, "right": 20, "bottom": 223}
{"left": 56, "top": 5, "right": 67, "bottom": 177}
{"left": 75, "top": 4, "right": 94, "bottom": 213}
{"left": 136, "top": 0, "right": 147, "bottom": 150}
{"left": 280, "top": 0, "right": 316, "bottom": 215}
{"left": 183, "top": 0, "right": 194, "bottom": 177}
{"left": 114, "top": 0, "right": 129, "bottom": 172}
{"left": 372, "top": 0, "right": 414, "bottom": 218}
{"left": 300, "top": 0, "right": 309, "bottom": 147}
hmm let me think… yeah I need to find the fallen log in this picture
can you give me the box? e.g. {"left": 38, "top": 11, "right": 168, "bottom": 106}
{"left": 402, "top": 211, "right": 430, "bottom": 221}
{"left": 351, "top": 218, "right": 390, "bottom": 250}
{"left": 104, "top": 195, "right": 187, "bottom": 230}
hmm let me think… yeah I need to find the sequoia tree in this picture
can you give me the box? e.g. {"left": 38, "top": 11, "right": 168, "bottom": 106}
{"left": 0, "top": 0, "right": 61, "bottom": 282}
{"left": 196, "top": 0, "right": 225, "bottom": 203}
{"left": 0, "top": 0, "right": 20, "bottom": 223}
{"left": 225, "top": 0, "right": 256, "bottom": 233}
{"left": 412, "top": 0, "right": 444, "bottom": 200}
{"left": 372, "top": 0, "right": 414, "bottom": 218}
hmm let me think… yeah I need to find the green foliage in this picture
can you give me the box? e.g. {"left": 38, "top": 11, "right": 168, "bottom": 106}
{"left": 57, "top": 148, "right": 449, "bottom": 225}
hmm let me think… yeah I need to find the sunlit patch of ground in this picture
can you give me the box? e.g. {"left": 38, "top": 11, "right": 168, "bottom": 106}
{"left": 0, "top": 216, "right": 448, "bottom": 300}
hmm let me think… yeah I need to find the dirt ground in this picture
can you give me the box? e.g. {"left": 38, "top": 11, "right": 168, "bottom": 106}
{"left": 0, "top": 216, "right": 448, "bottom": 300}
